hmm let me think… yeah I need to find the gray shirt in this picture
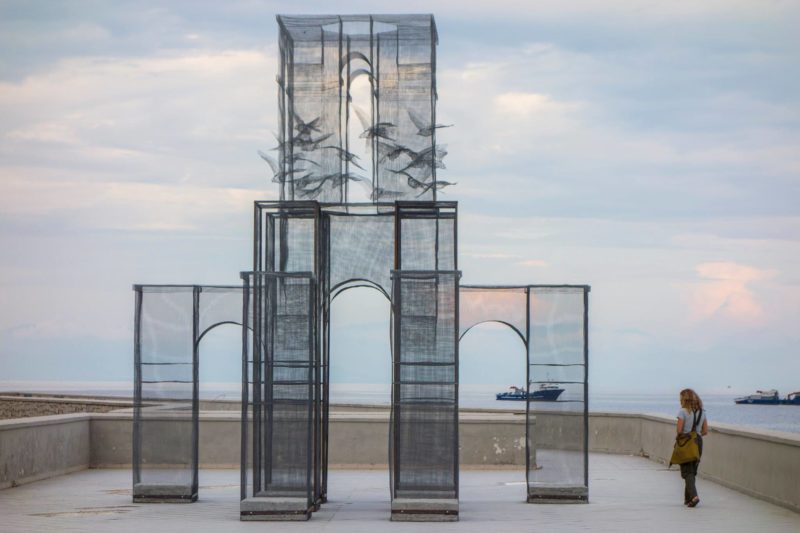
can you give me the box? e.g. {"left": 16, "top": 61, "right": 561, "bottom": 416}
{"left": 677, "top": 408, "right": 706, "bottom": 434}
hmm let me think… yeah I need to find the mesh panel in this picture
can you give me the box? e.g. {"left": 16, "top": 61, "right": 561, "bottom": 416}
{"left": 198, "top": 287, "right": 245, "bottom": 336}
{"left": 396, "top": 202, "right": 456, "bottom": 271}
{"left": 391, "top": 271, "right": 459, "bottom": 500}
{"left": 255, "top": 202, "right": 319, "bottom": 274}
{"left": 459, "top": 286, "right": 528, "bottom": 340}
{"left": 133, "top": 286, "right": 197, "bottom": 500}
{"left": 242, "top": 272, "right": 316, "bottom": 505}
{"left": 327, "top": 205, "right": 395, "bottom": 296}
{"left": 527, "top": 287, "right": 589, "bottom": 501}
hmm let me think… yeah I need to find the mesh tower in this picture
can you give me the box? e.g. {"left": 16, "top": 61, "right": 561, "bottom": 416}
{"left": 273, "top": 15, "right": 448, "bottom": 203}
{"left": 527, "top": 287, "right": 589, "bottom": 502}
{"left": 240, "top": 271, "right": 318, "bottom": 520}
{"left": 390, "top": 270, "right": 460, "bottom": 521}
{"left": 133, "top": 285, "right": 245, "bottom": 503}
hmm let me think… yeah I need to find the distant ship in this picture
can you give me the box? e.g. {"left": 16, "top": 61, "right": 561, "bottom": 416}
{"left": 496, "top": 383, "right": 564, "bottom": 402}
{"left": 733, "top": 389, "right": 800, "bottom": 405}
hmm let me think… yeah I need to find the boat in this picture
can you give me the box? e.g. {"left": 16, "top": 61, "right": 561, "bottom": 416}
{"left": 496, "top": 383, "right": 565, "bottom": 402}
{"left": 781, "top": 392, "right": 800, "bottom": 405}
{"left": 734, "top": 389, "right": 780, "bottom": 405}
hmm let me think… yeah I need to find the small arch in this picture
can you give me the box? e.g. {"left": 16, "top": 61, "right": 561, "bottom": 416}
{"left": 459, "top": 320, "right": 527, "bottom": 349}
{"left": 195, "top": 320, "right": 248, "bottom": 348}
{"left": 341, "top": 51, "right": 372, "bottom": 71}
{"left": 330, "top": 278, "right": 390, "bottom": 303}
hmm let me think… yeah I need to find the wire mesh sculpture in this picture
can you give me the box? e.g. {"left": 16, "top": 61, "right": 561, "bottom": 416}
{"left": 131, "top": 12, "right": 590, "bottom": 522}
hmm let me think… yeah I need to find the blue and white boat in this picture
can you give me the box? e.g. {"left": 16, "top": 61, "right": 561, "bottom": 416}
{"left": 734, "top": 389, "right": 780, "bottom": 405}
{"left": 496, "top": 384, "right": 565, "bottom": 402}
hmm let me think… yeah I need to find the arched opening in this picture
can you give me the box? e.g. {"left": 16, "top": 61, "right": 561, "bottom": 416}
{"left": 329, "top": 284, "right": 392, "bottom": 406}
{"left": 327, "top": 283, "right": 392, "bottom": 490}
{"left": 197, "top": 322, "right": 247, "bottom": 403}
{"left": 459, "top": 321, "right": 528, "bottom": 479}
{"left": 195, "top": 321, "right": 252, "bottom": 490}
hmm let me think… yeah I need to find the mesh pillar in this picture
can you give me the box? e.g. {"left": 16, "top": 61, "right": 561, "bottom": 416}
{"left": 390, "top": 270, "right": 460, "bottom": 521}
{"left": 240, "top": 271, "right": 317, "bottom": 521}
{"left": 526, "top": 286, "right": 590, "bottom": 503}
{"left": 132, "top": 285, "right": 199, "bottom": 503}
{"left": 253, "top": 201, "right": 324, "bottom": 506}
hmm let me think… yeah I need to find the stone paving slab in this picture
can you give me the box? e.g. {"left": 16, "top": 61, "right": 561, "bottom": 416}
{"left": 0, "top": 454, "right": 798, "bottom": 532}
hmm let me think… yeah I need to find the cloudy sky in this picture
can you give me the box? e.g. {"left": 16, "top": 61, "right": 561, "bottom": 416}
{"left": 1, "top": 0, "right": 798, "bottom": 395}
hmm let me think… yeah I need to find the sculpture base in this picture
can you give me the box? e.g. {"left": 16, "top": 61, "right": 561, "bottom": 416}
{"left": 527, "top": 486, "right": 588, "bottom": 504}
{"left": 390, "top": 498, "right": 459, "bottom": 522}
{"left": 240, "top": 497, "right": 313, "bottom": 521}
{"left": 132, "top": 483, "right": 196, "bottom": 503}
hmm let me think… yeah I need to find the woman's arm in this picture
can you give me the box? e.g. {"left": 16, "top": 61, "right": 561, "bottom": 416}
{"left": 676, "top": 417, "right": 684, "bottom": 434}
{"left": 701, "top": 418, "right": 708, "bottom": 436}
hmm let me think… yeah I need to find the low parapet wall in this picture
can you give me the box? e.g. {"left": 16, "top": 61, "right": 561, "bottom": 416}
{"left": 0, "top": 414, "right": 90, "bottom": 489}
{"left": 1, "top": 408, "right": 798, "bottom": 512}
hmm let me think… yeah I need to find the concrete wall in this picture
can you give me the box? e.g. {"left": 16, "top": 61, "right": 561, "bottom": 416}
{"left": 2, "top": 407, "right": 799, "bottom": 513}
{"left": 0, "top": 414, "right": 91, "bottom": 489}
{"left": 88, "top": 410, "right": 529, "bottom": 469}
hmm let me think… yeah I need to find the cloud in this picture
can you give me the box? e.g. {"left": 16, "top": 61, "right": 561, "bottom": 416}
{"left": 517, "top": 259, "right": 548, "bottom": 268}
{"left": 0, "top": 49, "right": 277, "bottom": 190}
{"left": 687, "top": 262, "right": 777, "bottom": 324}
{"left": 0, "top": 175, "right": 270, "bottom": 232}
{"left": 493, "top": 92, "right": 582, "bottom": 117}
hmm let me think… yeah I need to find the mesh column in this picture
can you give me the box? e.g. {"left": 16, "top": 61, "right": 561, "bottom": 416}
{"left": 240, "top": 271, "right": 317, "bottom": 521}
{"left": 254, "top": 201, "right": 324, "bottom": 506}
{"left": 390, "top": 270, "right": 460, "bottom": 521}
{"left": 526, "top": 286, "right": 590, "bottom": 503}
{"left": 132, "top": 285, "right": 199, "bottom": 503}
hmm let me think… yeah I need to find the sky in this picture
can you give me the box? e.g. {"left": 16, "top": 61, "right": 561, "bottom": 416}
{"left": 0, "top": 0, "right": 799, "bottom": 395}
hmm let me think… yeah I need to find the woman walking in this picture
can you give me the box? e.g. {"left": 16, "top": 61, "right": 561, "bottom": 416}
{"left": 677, "top": 388, "right": 708, "bottom": 507}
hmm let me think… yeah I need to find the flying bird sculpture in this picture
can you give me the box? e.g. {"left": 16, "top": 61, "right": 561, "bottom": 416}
{"left": 407, "top": 109, "right": 452, "bottom": 137}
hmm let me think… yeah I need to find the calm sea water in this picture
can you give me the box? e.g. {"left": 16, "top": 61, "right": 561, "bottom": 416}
{"left": 2, "top": 381, "right": 799, "bottom": 434}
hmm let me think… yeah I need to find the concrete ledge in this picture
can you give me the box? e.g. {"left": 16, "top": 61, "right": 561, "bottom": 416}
{"left": 240, "top": 497, "right": 312, "bottom": 521}
{"left": 391, "top": 498, "right": 459, "bottom": 522}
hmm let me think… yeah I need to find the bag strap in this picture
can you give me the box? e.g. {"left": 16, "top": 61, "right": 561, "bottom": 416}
{"left": 691, "top": 409, "right": 701, "bottom": 432}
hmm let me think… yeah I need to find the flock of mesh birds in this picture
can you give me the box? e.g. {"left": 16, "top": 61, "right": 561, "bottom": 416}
{"left": 259, "top": 108, "right": 454, "bottom": 201}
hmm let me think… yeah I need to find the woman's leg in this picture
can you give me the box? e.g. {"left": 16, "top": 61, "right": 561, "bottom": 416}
{"left": 680, "top": 462, "right": 698, "bottom": 503}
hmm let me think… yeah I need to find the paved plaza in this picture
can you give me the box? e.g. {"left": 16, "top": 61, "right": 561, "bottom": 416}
{"left": 1, "top": 454, "right": 798, "bottom": 532}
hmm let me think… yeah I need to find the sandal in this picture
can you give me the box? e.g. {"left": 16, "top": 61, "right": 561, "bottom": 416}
{"left": 687, "top": 497, "right": 700, "bottom": 508}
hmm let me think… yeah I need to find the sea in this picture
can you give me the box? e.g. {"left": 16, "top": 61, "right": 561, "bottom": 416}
{"left": 2, "top": 381, "right": 799, "bottom": 435}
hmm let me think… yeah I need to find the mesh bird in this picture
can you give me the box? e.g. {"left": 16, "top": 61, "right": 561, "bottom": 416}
{"left": 407, "top": 109, "right": 452, "bottom": 137}
{"left": 353, "top": 106, "right": 395, "bottom": 141}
